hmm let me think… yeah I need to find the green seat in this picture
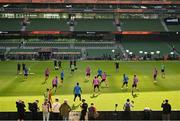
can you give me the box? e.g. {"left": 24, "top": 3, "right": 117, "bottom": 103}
{"left": 121, "top": 19, "right": 165, "bottom": 31}
{"left": 0, "top": 19, "right": 21, "bottom": 31}
{"left": 27, "top": 19, "right": 69, "bottom": 31}
{"left": 75, "top": 19, "right": 116, "bottom": 31}
{"left": 121, "top": 40, "right": 171, "bottom": 56}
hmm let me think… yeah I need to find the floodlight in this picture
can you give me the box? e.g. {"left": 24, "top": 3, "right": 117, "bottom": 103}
{"left": 170, "top": 52, "right": 174, "bottom": 55}
{"left": 151, "top": 52, "right": 154, "bottom": 55}
{"left": 139, "top": 51, "right": 143, "bottom": 54}
{"left": 3, "top": 4, "right": 9, "bottom": 8}
{"left": 156, "top": 51, "right": 160, "bottom": 54}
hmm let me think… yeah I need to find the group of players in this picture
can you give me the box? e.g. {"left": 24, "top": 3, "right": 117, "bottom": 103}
{"left": 86, "top": 62, "right": 166, "bottom": 96}
{"left": 17, "top": 61, "right": 166, "bottom": 99}
{"left": 121, "top": 63, "right": 166, "bottom": 95}
{"left": 17, "top": 62, "right": 29, "bottom": 79}
{"left": 153, "top": 64, "right": 165, "bottom": 81}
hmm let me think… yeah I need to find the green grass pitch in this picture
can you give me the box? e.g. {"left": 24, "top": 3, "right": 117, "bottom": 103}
{"left": 0, "top": 60, "right": 180, "bottom": 112}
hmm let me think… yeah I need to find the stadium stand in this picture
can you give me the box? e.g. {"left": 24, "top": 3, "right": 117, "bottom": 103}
{"left": 74, "top": 19, "right": 116, "bottom": 31}
{"left": 86, "top": 48, "right": 122, "bottom": 59}
{"left": 0, "top": 0, "right": 180, "bottom": 120}
{"left": 0, "top": 18, "right": 69, "bottom": 31}
{"left": 120, "top": 19, "right": 165, "bottom": 31}
{"left": 9, "top": 49, "right": 36, "bottom": 52}
{"left": 0, "top": 42, "right": 19, "bottom": 47}
{"left": 0, "top": 19, "right": 21, "bottom": 31}
{"left": 167, "top": 25, "right": 180, "bottom": 31}
{"left": 27, "top": 19, "right": 69, "bottom": 31}
{"left": 121, "top": 39, "right": 171, "bottom": 56}
{"left": 0, "top": 18, "right": 179, "bottom": 32}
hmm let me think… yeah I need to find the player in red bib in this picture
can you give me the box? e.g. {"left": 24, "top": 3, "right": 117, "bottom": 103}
{"left": 86, "top": 66, "right": 91, "bottom": 77}
{"left": 93, "top": 76, "right": 100, "bottom": 94}
{"left": 52, "top": 76, "right": 58, "bottom": 93}
{"left": 100, "top": 72, "right": 108, "bottom": 87}
{"left": 153, "top": 67, "right": 158, "bottom": 81}
{"left": 132, "top": 75, "right": 139, "bottom": 95}
{"left": 43, "top": 68, "right": 50, "bottom": 84}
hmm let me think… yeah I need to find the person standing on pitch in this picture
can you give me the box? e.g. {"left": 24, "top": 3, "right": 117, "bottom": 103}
{"left": 24, "top": 67, "right": 28, "bottom": 79}
{"left": 161, "top": 99, "right": 171, "bottom": 121}
{"left": 60, "top": 70, "right": 64, "bottom": 84}
{"left": 86, "top": 66, "right": 91, "bottom": 78}
{"left": 29, "top": 100, "right": 39, "bottom": 120}
{"left": 80, "top": 99, "right": 88, "bottom": 121}
{"left": 70, "top": 64, "right": 75, "bottom": 75}
{"left": 97, "top": 68, "right": 102, "bottom": 78}
{"left": 93, "top": 76, "right": 100, "bottom": 94}
{"left": 153, "top": 67, "right": 158, "bottom": 81}
{"left": 43, "top": 68, "right": 50, "bottom": 84}
{"left": 59, "top": 99, "right": 71, "bottom": 120}
{"left": 132, "top": 75, "right": 139, "bottom": 95}
{"left": 121, "top": 74, "right": 129, "bottom": 89}
{"left": 88, "top": 103, "right": 99, "bottom": 120}
{"left": 100, "top": 72, "right": 108, "bottom": 87}
{"left": 70, "top": 60, "right": 73, "bottom": 68}
{"left": 54, "top": 60, "right": 58, "bottom": 70}
{"left": 123, "top": 99, "right": 134, "bottom": 120}
{"left": 161, "top": 64, "right": 165, "bottom": 78}
{"left": 58, "top": 60, "right": 62, "bottom": 69}
{"left": 52, "top": 76, "right": 58, "bottom": 93}
{"left": 115, "top": 61, "right": 119, "bottom": 72}
{"left": 17, "top": 62, "right": 21, "bottom": 74}
{"left": 16, "top": 100, "right": 26, "bottom": 121}
{"left": 42, "top": 99, "right": 50, "bottom": 121}
{"left": 44, "top": 88, "right": 52, "bottom": 110}
{"left": 22, "top": 63, "right": 26, "bottom": 71}
{"left": 73, "top": 83, "right": 82, "bottom": 102}
{"left": 74, "top": 60, "right": 77, "bottom": 70}
{"left": 52, "top": 98, "right": 61, "bottom": 120}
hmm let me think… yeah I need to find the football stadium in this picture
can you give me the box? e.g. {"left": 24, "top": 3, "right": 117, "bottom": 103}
{"left": 0, "top": 0, "right": 180, "bottom": 120}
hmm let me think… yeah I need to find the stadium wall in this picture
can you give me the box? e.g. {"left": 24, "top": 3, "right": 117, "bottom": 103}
{"left": 0, "top": 111, "right": 180, "bottom": 120}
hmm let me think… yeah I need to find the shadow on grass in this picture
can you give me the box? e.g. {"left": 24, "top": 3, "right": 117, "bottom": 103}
{"left": 71, "top": 103, "right": 81, "bottom": 110}
{"left": 18, "top": 77, "right": 26, "bottom": 82}
{"left": 20, "top": 80, "right": 26, "bottom": 82}
{"left": 153, "top": 81, "right": 159, "bottom": 86}
{"left": 84, "top": 79, "right": 89, "bottom": 83}
{"left": 101, "top": 86, "right": 108, "bottom": 89}
{"left": 90, "top": 93, "right": 100, "bottom": 98}
{"left": 121, "top": 88, "right": 128, "bottom": 92}
{"left": 132, "top": 93, "right": 139, "bottom": 98}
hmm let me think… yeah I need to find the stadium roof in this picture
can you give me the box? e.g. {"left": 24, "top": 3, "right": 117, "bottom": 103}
{"left": 0, "top": 0, "right": 180, "bottom": 4}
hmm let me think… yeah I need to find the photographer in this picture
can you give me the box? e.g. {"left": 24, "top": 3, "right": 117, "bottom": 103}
{"left": 29, "top": 100, "right": 39, "bottom": 120}
{"left": 16, "top": 100, "right": 26, "bottom": 121}
{"left": 161, "top": 99, "right": 171, "bottom": 120}
{"left": 88, "top": 103, "right": 99, "bottom": 120}
{"left": 123, "top": 99, "right": 134, "bottom": 120}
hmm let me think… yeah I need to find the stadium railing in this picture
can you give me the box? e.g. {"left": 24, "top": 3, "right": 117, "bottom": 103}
{"left": 0, "top": 111, "right": 180, "bottom": 120}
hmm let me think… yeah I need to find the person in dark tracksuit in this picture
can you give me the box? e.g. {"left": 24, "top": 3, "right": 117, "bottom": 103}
{"left": 80, "top": 99, "right": 88, "bottom": 121}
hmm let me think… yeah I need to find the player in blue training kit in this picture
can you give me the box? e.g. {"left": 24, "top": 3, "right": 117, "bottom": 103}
{"left": 97, "top": 68, "right": 102, "bottom": 78}
{"left": 60, "top": 70, "right": 64, "bottom": 84}
{"left": 121, "top": 74, "right": 129, "bottom": 89}
{"left": 73, "top": 83, "right": 82, "bottom": 102}
{"left": 24, "top": 67, "right": 28, "bottom": 79}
